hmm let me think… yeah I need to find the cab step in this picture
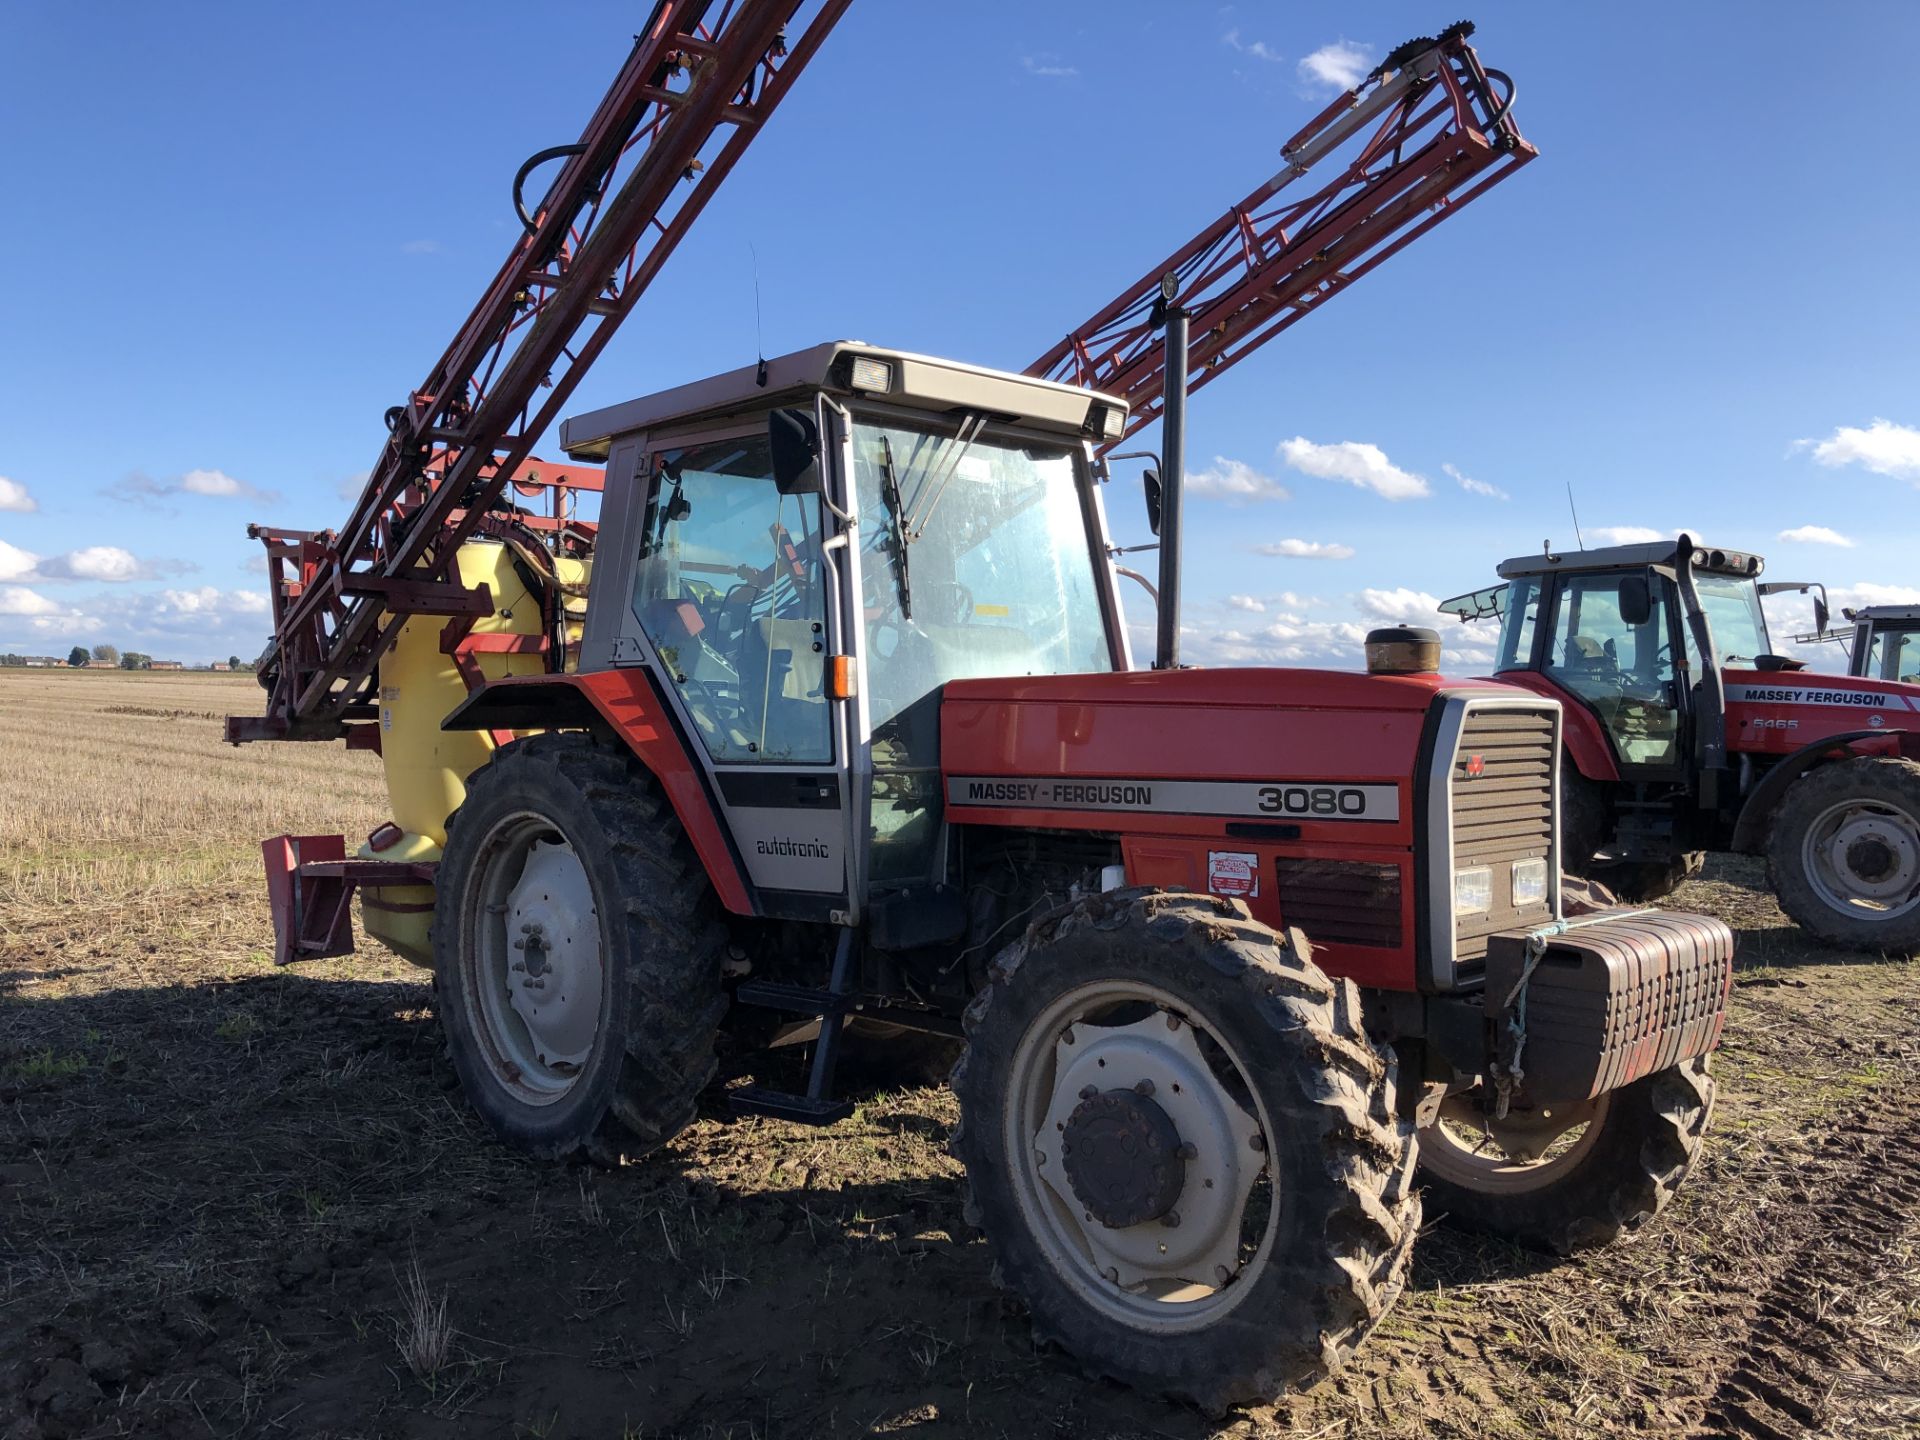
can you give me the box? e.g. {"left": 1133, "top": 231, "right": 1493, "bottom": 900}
{"left": 726, "top": 928, "right": 857, "bottom": 1127}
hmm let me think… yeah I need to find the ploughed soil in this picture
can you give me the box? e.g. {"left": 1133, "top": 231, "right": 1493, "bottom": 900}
{"left": 3, "top": 856, "right": 1917, "bottom": 1439}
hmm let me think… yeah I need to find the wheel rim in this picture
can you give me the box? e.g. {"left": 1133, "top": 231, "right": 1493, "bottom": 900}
{"left": 1799, "top": 797, "right": 1920, "bottom": 920}
{"left": 1418, "top": 1092, "right": 1607, "bottom": 1195}
{"left": 461, "top": 812, "right": 604, "bottom": 1106}
{"left": 1003, "top": 979, "right": 1273, "bottom": 1333}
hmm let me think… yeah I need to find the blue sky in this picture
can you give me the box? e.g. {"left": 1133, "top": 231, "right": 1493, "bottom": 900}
{"left": 4, "top": 2, "right": 1918, "bottom": 667}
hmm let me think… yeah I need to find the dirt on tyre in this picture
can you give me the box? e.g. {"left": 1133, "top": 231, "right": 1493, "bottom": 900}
{"left": 1417, "top": 1056, "right": 1715, "bottom": 1254}
{"left": 1767, "top": 755, "right": 1920, "bottom": 953}
{"left": 434, "top": 732, "right": 729, "bottom": 1163}
{"left": 949, "top": 889, "right": 1418, "bottom": 1412}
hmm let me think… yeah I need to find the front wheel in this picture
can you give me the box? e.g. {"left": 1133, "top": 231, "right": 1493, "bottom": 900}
{"left": 1768, "top": 756, "right": 1920, "bottom": 953}
{"left": 434, "top": 733, "right": 729, "bottom": 1163}
{"left": 1417, "top": 1057, "right": 1715, "bottom": 1254}
{"left": 950, "top": 890, "right": 1418, "bottom": 1411}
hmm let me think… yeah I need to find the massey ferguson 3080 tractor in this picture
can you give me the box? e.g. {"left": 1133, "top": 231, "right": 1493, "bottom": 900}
{"left": 1443, "top": 537, "right": 1920, "bottom": 950}
{"left": 226, "top": 4, "right": 1735, "bottom": 1408}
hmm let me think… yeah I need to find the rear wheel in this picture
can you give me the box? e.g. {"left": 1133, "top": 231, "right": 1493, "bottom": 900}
{"left": 434, "top": 733, "right": 729, "bottom": 1162}
{"left": 950, "top": 890, "right": 1418, "bottom": 1411}
{"left": 1768, "top": 756, "right": 1920, "bottom": 952}
{"left": 1417, "top": 1057, "right": 1714, "bottom": 1254}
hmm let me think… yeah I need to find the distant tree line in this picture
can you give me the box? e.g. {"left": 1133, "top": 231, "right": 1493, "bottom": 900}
{"left": 0, "top": 646, "right": 254, "bottom": 671}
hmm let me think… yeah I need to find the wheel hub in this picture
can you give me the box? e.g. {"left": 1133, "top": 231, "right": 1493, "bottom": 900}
{"left": 1031, "top": 1012, "right": 1264, "bottom": 1291}
{"left": 1815, "top": 806, "right": 1920, "bottom": 905}
{"left": 1061, "top": 1087, "right": 1188, "bottom": 1229}
{"left": 503, "top": 840, "right": 601, "bottom": 1072}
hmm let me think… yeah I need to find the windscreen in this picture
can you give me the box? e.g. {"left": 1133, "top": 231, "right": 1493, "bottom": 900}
{"left": 1694, "top": 574, "right": 1770, "bottom": 666}
{"left": 851, "top": 419, "right": 1113, "bottom": 732}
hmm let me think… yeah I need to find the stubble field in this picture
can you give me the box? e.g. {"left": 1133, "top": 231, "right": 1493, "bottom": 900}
{"left": 1, "top": 668, "right": 1917, "bottom": 1439}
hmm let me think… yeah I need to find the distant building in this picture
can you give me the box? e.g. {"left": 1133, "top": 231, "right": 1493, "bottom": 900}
{"left": 211, "top": 662, "right": 233, "bottom": 672}
{"left": 149, "top": 660, "right": 184, "bottom": 671}
{"left": 21, "top": 656, "right": 60, "bottom": 668}
{"left": 86, "top": 661, "right": 116, "bottom": 669}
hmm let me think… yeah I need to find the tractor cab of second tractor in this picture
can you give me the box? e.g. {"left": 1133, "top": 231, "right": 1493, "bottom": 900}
{"left": 1841, "top": 605, "right": 1920, "bottom": 684}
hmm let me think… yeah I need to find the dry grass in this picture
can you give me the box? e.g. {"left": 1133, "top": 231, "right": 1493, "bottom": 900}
{"left": 0, "top": 668, "right": 388, "bottom": 908}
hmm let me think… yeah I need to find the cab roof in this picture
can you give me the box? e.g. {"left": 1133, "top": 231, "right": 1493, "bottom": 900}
{"left": 1851, "top": 605, "right": 1920, "bottom": 623}
{"left": 558, "top": 341, "right": 1128, "bottom": 461}
{"left": 1496, "top": 536, "right": 1764, "bottom": 581}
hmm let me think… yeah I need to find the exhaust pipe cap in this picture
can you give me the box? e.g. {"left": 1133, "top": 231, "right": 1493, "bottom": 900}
{"left": 1365, "top": 625, "right": 1442, "bottom": 676}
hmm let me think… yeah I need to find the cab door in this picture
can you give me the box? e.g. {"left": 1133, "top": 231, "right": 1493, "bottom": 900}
{"left": 598, "top": 421, "right": 858, "bottom": 920}
{"left": 1541, "top": 569, "right": 1688, "bottom": 776}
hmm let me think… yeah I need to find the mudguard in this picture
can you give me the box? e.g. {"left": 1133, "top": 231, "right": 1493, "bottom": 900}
{"left": 1730, "top": 727, "right": 1920, "bottom": 854}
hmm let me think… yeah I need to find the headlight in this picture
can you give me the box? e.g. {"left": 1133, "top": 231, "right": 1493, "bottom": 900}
{"left": 1453, "top": 866, "right": 1492, "bottom": 915}
{"left": 1511, "top": 857, "right": 1549, "bottom": 907}
{"left": 848, "top": 356, "right": 894, "bottom": 392}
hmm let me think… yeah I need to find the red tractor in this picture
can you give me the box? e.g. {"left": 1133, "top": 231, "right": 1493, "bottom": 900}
{"left": 230, "top": 7, "right": 1735, "bottom": 1407}
{"left": 1443, "top": 537, "right": 1920, "bottom": 950}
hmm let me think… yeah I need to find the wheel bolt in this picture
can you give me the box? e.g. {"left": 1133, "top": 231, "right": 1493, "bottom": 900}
{"left": 1078, "top": 1085, "right": 1097, "bottom": 1100}
{"left": 1133, "top": 1079, "right": 1155, "bottom": 1097}
{"left": 1249, "top": 1133, "right": 1266, "bottom": 1153}
{"left": 1175, "top": 1142, "right": 1197, "bottom": 1161}
{"left": 1161, "top": 1210, "right": 1181, "bottom": 1228}
{"left": 1165, "top": 1013, "right": 1183, "bottom": 1031}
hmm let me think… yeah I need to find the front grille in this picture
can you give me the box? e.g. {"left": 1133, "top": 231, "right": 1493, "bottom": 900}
{"left": 1272, "top": 858, "right": 1402, "bottom": 948}
{"left": 1451, "top": 704, "right": 1556, "bottom": 965}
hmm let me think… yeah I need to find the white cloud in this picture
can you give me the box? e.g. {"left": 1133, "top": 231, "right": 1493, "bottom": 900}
{"left": 1297, "top": 40, "right": 1372, "bottom": 93}
{"left": 337, "top": 470, "right": 371, "bottom": 502}
{"left": 106, "top": 468, "right": 279, "bottom": 506}
{"left": 1802, "top": 418, "right": 1920, "bottom": 483}
{"left": 1223, "top": 28, "right": 1283, "bottom": 62}
{"left": 150, "top": 586, "right": 269, "bottom": 620}
{"left": 1358, "top": 588, "right": 1450, "bottom": 626}
{"left": 1225, "top": 594, "right": 1266, "bottom": 613}
{"left": 0, "top": 539, "right": 38, "bottom": 582}
{"left": 1020, "top": 55, "right": 1078, "bottom": 78}
{"left": 0, "top": 586, "right": 59, "bottom": 617}
{"left": 0, "top": 476, "right": 35, "bottom": 513}
{"left": 37, "top": 546, "right": 144, "bottom": 581}
{"left": 1777, "top": 524, "right": 1855, "bottom": 548}
{"left": 1187, "top": 456, "right": 1290, "bottom": 502}
{"left": 1444, "top": 462, "right": 1508, "bottom": 501}
{"left": 1279, "top": 436, "right": 1429, "bottom": 500}
{"left": 1255, "top": 537, "right": 1356, "bottom": 560}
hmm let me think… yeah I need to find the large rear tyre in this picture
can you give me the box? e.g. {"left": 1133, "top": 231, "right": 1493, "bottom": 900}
{"left": 1767, "top": 756, "right": 1920, "bottom": 953}
{"left": 1416, "top": 1057, "right": 1714, "bottom": 1254}
{"left": 434, "top": 732, "right": 728, "bottom": 1163}
{"left": 950, "top": 890, "right": 1418, "bottom": 1411}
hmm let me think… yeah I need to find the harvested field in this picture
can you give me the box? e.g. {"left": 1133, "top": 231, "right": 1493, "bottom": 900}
{"left": 2, "top": 669, "right": 1916, "bottom": 1438}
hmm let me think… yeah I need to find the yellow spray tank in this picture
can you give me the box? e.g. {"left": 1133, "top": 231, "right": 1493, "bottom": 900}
{"left": 358, "top": 538, "right": 590, "bottom": 966}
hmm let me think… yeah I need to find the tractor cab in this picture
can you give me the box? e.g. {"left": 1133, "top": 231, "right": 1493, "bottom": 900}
{"left": 1845, "top": 605, "right": 1920, "bottom": 683}
{"left": 552, "top": 342, "right": 1130, "bottom": 915}
{"left": 1442, "top": 539, "right": 1787, "bottom": 785}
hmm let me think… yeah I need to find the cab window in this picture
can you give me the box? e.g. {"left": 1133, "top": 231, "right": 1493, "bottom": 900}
{"left": 1545, "top": 574, "right": 1680, "bottom": 768}
{"left": 1494, "top": 578, "right": 1540, "bottom": 672}
{"left": 630, "top": 434, "right": 831, "bottom": 764}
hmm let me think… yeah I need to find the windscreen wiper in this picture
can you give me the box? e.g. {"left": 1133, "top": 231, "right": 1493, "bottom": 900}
{"left": 877, "top": 436, "right": 913, "bottom": 620}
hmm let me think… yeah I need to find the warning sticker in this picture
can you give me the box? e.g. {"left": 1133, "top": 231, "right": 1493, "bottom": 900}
{"left": 1208, "top": 851, "right": 1260, "bottom": 898}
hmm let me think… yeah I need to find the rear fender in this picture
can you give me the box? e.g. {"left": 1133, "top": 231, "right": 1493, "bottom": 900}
{"left": 1729, "top": 727, "right": 1920, "bottom": 853}
{"left": 444, "top": 671, "right": 755, "bottom": 915}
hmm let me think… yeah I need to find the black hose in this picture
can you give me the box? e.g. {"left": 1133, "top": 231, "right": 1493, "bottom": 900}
{"left": 1480, "top": 67, "right": 1518, "bottom": 135}
{"left": 513, "top": 143, "right": 589, "bottom": 234}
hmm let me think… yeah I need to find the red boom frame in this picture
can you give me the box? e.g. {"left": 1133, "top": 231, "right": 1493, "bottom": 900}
{"left": 1028, "top": 25, "right": 1535, "bottom": 446}
{"left": 231, "top": 0, "right": 853, "bottom": 744}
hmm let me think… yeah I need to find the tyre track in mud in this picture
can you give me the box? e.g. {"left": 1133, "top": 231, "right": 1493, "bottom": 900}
{"left": 1692, "top": 1086, "right": 1920, "bottom": 1439}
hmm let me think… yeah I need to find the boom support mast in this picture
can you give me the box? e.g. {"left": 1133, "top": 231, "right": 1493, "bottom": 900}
{"left": 232, "top": 0, "right": 852, "bottom": 743}
{"left": 1029, "top": 24, "right": 1534, "bottom": 448}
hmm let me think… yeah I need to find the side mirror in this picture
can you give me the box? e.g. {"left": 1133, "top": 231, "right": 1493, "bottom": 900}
{"left": 1814, "top": 594, "right": 1830, "bottom": 636}
{"left": 769, "top": 408, "right": 823, "bottom": 495}
{"left": 1142, "top": 468, "right": 1163, "bottom": 537}
{"left": 1618, "top": 573, "right": 1653, "bottom": 627}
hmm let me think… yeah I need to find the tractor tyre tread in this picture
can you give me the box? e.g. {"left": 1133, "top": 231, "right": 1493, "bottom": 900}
{"left": 1765, "top": 755, "right": 1920, "bottom": 952}
{"left": 435, "top": 732, "right": 727, "bottom": 1165}
{"left": 1419, "top": 1056, "right": 1715, "bottom": 1255}
{"left": 949, "top": 889, "right": 1418, "bottom": 1412}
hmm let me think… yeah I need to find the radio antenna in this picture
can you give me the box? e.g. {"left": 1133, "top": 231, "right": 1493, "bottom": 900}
{"left": 750, "top": 240, "right": 768, "bottom": 387}
{"left": 1566, "top": 481, "right": 1587, "bottom": 549}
